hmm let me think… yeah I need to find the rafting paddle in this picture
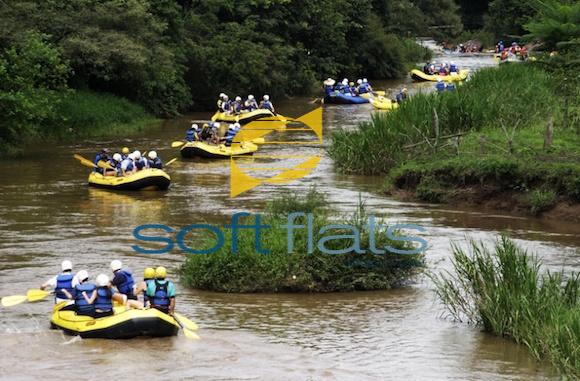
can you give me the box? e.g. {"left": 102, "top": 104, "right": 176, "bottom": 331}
{"left": 165, "top": 158, "right": 178, "bottom": 167}
{"left": 174, "top": 312, "right": 199, "bottom": 331}
{"left": 171, "top": 141, "right": 185, "bottom": 148}
{"left": 27, "top": 289, "right": 51, "bottom": 302}
{"left": 1, "top": 295, "right": 27, "bottom": 307}
{"left": 173, "top": 315, "right": 200, "bottom": 340}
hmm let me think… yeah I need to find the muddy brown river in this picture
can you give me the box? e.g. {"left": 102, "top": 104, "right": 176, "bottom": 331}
{"left": 0, "top": 47, "right": 578, "bottom": 380}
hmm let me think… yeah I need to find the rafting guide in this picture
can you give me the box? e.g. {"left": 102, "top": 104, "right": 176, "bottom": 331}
{"left": 131, "top": 212, "right": 428, "bottom": 255}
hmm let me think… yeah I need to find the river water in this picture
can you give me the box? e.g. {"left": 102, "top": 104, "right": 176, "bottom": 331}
{"left": 1, "top": 48, "right": 578, "bottom": 380}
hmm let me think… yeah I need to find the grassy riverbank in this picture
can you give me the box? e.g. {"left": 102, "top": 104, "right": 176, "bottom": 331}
{"left": 329, "top": 64, "right": 580, "bottom": 219}
{"left": 432, "top": 237, "right": 580, "bottom": 379}
{"left": 180, "top": 190, "right": 424, "bottom": 293}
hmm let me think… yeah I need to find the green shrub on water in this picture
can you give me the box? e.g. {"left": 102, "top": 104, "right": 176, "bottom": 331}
{"left": 329, "top": 64, "right": 556, "bottom": 175}
{"left": 432, "top": 237, "right": 580, "bottom": 378}
{"left": 180, "top": 192, "right": 424, "bottom": 293}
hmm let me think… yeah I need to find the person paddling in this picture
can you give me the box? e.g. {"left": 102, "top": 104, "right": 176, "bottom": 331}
{"left": 244, "top": 95, "right": 258, "bottom": 111}
{"left": 259, "top": 95, "right": 275, "bottom": 113}
{"left": 147, "top": 151, "right": 163, "bottom": 169}
{"left": 62, "top": 270, "right": 95, "bottom": 317}
{"left": 146, "top": 266, "right": 176, "bottom": 315}
{"left": 110, "top": 260, "right": 137, "bottom": 301}
{"left": 40, "top": 260, "right": 78, "bottom": 304}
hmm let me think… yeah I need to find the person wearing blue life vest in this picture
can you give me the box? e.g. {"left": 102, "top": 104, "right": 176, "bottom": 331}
{"left": 93, "top": 148, "right": 110, "bottom": 174}
{"left": 446, "top": 83, "right": 456, "bottom": 91}
{"left": 146, "top": 266, "right": 176, "bottom": 315}
{"left": 435, "top": 80, "right": 446, "bottom": 92}
{"left": 323, "top": 79, "right": 336, "bottom": 96}
{"left": 217, "top": 93, "right": 226, "bottom": 111}
{"left": 347, "top": 82, "right": 357, "bottom": 95}
{"left": 132, "top": 150, "right": 148, "bottom": 171}
{"left": 232, "top": 96, "right": 243, "bottom": 114}
{"left": 362, "top": 78, "right": 373, "bottom": 93}
{"left": 259, "top": 95, "right": 275, "bottom": 113}
{"left": 134, "top": 267, "right": 156, "bottom": 308}
{"left": 110, "top": 260, "right": 137, "bottom": 300}
{"left": 222, "top": 123, "right": 241, "bottom": 146}
{"left": 40, "top": 260, "right": 78, "bottom": 305}
{"left": 61, "top": 270, "right": 95, "bottom": 317}
{"left": 121, "top": 147, "right": 130, "bottom": 160}
{"left": 395, "top": 88, "right": 408, "bottom": 104}
{"left": 120, "top": 153, "right": 135, "bottom": 176}
{"left": 449, "top": 62, "right": 458, "bottom": 74}
{"left": 84, "top": 274, "right": 128, "bottom": 318}
{"left": 244, "top": 95, "right": 258, "bottom": 111}
{"left": 221, "top": 95, "right": 232, "bottom": 114}
{"left": 186, "top": 124, "right": 199, "bottom": 142}
{"left": 104, "top": 153, "right": 122, "bottom": 176}
{"left": 147, "top": 151, "right": 163, "bottom": 169}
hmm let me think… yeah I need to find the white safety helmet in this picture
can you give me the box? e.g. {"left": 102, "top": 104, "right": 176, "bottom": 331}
{"left": 233, "top": 122, "right": 241, "bottom": 129}
{"left": 219, "top": 93, "right": 226, "bottom": 99}
{"left": 248, "top": 95, "right": 254, "bottom": 100}
{"left": 363, "top": 78, "right": 368, "bottom": 83}
{"left": 148, "top": 151, "right": 157, "bottom": 160}
{"left": 191, "top": 123, "right": 198, "bottom": 130}
{"left": 127, "top": 153, "right": 135, "bottom": 161}
{"left": 263, "top": 95, "right": 270, "bottom": 100}
{"left": 133, "top": 150, "right": 141, "bottom": 159}
{"left": 228, "top": 124, "right": 236, "bottom": 130}
{"left": 357, "top": 79, "right": 362, "bottom": 85}
{"left": 113, "top": 153, "right": 122, "bottom": 162}
{"left": 235, "top": 96, "right": 241, "bottom": 101}
{"left": 96, "top": 274, "right": 109, "bottom": 287}
{"left": 223, "top": 95, "right": 229, "bottom": 100}
{"left": 342, "top": 78, "right": 348, "bottom": 85}
{"left": 110, "top": 260, "right": 122, "bottom": 272}
{"left": 323, "top": 78, "right": 335, "bottom": 86}
{"left": 76, "top": 270, "right": 89, "bottom": 283}
{"left": 61, "top": 260, "right": 72, "bottom": 272}
{"left": 213, "top": 122, "right": 220, "bottom": 128}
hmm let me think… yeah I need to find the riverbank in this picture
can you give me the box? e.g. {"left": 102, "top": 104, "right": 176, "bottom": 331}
{"left": 330, "top": 63, "right": 580, "bottom": 221}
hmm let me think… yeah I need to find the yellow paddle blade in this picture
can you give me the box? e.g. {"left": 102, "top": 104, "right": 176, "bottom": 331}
{"left": 165, "top": 158, "right": 178, "bottom": 167}
{"left": 171, "top": 141, "right": 185, "bottom": 148}
{"left": 53, "top": 301, "right": 68, "bottom": 312}
{"left": 183, "top": 329, "right": 200, "bottom": 340}
{"left": 74, "top": 154, "right": 98, "bottom": 169}
{"left": 1, "top": 295, "right": 27, "bottom": 307}
{"left": 97, "top": 160, "right": 115, "bottom": 171}
{"left": 27, "top": 289, "right": 50, "bottom": 302}
{"left": 251, "top": 138, "right": 265, "bottom": 145}
{"left": 174, "top": 312, "right": 199, "bottom": 331}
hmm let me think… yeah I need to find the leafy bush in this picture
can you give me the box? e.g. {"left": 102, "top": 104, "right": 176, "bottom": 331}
{"left": 528, "top": 189, "right": 557, "bottom": 215}
{"left": 432, "top": 237, "right": 580, "bottom": 378}
{"left": 180, "top": 191, "right": 424, "bottom": 292}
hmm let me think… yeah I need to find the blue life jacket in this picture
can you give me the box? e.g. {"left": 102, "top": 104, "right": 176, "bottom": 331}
{"left": 450, "top": 64, "right": 458, "bottom": 73}
{"left": 395, "top": 92, "right": 404, "bottom": 103}
{"left": 151, "top": 280, "right": 170, "bottom": 307}
{"left": 233, "top": 101, "right": 242, "bottom": 113}
{"left": 349, "top": 86, "right": 357, "bottom": 95}
{"left": 93, "top": 153, "right": 106, "bottom": 173}
{"left": 245, "top": 100, "right": 258, "bottom": 111}
{"left": 222, "top": 101, "right": 231, "bottom": 112}
{"left": 149, "top": 157, "right": 163, "bottom": 169}
{"left": 94, "top": 287, "right": 113, "bottom": 311}
{"left": 115, "top": 269, "right": 135, "bottom": 296}
{"left": 224, "top": 129, "right": 237, "bottom": 146}
{"left": 74, "top": 283, "right": 96, "bottom": 313}
{"left": 334, "top": 84, "right": 344, "bottom": 92}
{"left": 358, "top": 84, "right": 369, "bottom": 94}
{"left": 324, "top": 86, "right": 333, "bottom": 96}
{"left": 186, "top": 129, "right": 197, "bottom": 142}
{"left": 446, "top": 83, "right": 456, "bottom": 91}
{"left": 135, "top": 158, "right": 147, "bottom": 170}
{"left": 55, "top": 273, "right": 75, "bottom": 300}
{"left": 435, "top": 82, "right": 446, "bottom": 92}
{"left": 121, "top": 159, "right": 134, "bottom": 172}
{"left": 261, "top": 101, "right": 272, "bottom": 111}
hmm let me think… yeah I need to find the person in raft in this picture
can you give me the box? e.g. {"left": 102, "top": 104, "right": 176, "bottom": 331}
{"left": 93, "top": 148, "right": 110, "bottom": 174}
{"left": 147, "top": 151, "right": 163, "bottom": 169}
{"left": 259, "top": 95, "right": 275, "bottom": 113}
{"left": 395, "top": 88, "right": 408, "bottom": 104}
{"left": 40, "top": 260, "right": 78, "bottom": 304}
{"left": 84, "top": 274, "right": 128, "bottom": 318}
{"left": 62, "top": 269, "right": 96, "bottom": 316}
{"left": 110, "top": 260, "right": 137, "bottom": 301}
{"left": 134, "top": 267, "right": 156, "bottom": 308}
{"left": 146, "top": 266, "right": 176, "bottom": 315}
{"left": 244, "top": 95, "right": 258, "bottom": 111}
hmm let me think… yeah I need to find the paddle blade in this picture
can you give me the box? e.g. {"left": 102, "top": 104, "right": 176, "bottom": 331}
{"left": 27, "top": 289, "right": 50, "bottom": 302}
{"left": 97, "top": 160, "right": 115, "bottom": 171}
{"left": 1, "top": 295, "right": 27, "bottom": 307}
{"left": 172, "top": 141, "right": 185, "bottom": 148}
{"left": 74, "top": 154, "right": 98, "bottom": 169}
{"left": 183, "top": 329, "right": 200, "bottom": 340}
{"left": 165, "top": 158, "right": 178, "bottom": 167}
{"left": 174, "top": 312, "right": 199, "bottom": 331}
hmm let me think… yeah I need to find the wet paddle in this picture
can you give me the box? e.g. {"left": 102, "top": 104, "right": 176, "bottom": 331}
{"left": 171, "top": 141, "right": 185, "bottom": 148}
{"left": 173, "top": 315, "right": 200, "bottom": 340}
{"left": 27, "top": 289, "right": 51, "bottom": 302}
{"left": 165, "top": 158, "right": 178, "bottom": 167}
{"left": 174, "top": 312, "right": 199, "bottom": 331}
{"left": 1, "top": 295, "right": 27, "bottom": 307}
{"left": 1, "top": 289, "right": 51, "bottom": 307}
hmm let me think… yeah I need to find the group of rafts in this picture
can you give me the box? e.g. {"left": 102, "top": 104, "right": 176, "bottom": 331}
{"left": 322, "top": 67, "right": 469, "bottom": 110}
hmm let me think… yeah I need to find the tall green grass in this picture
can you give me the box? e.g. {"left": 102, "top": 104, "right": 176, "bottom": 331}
{"left": 432, "top": 237, "right": 580, "bottom": 378}
{"left": 329, "top": 64, "right": 556, "bottom": 175}
{"left": 51, "top": 90, "right": 158, "bottom": 139}
{"left": 180, "top": 190, "right": 424, "bottom": 292}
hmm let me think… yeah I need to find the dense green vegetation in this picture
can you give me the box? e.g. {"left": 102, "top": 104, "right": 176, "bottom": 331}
{"left": 180, "top": 189, "right": 424, "bottom": 292}
{"left": 432, "top": 237, "right": 580, "bottom": 378}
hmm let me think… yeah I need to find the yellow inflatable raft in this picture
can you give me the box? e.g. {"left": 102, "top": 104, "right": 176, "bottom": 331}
{"left": 360, "top": 90, "right": 386, "bottom": 99}
{"left": 369, "top": 97, "right": 399, "bottom": 111}
{"left": 211, "top": 109, "right": 284, "bottom": 124}
{"left": 50, "top": 304, "right": 180, "bottom": 339}
{"left": 410, "top": 69, "right": 469, "bottom": 82}
{"left": 88, "top": 168, "right": 171, "bottom": 191}
{"left": 180, "top": 141, "right": 258, "bottom": 159}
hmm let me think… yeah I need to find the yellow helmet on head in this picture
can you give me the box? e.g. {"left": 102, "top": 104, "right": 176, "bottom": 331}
{"left": 155, "top": 266, "right": 167, "bottom": 279}
{"left": 122, "top": 147, "right": 130, "bottom": 155}
{"left": 144, "top": 267, "right": 155, "bottom": 279}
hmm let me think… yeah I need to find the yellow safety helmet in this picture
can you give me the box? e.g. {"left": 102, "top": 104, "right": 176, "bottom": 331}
{"left": 144, "top": 267, "right": 155, "bottom": 279}
{"left": 155, "top": 266, "right": 167, "bottom": 279}
{"left": 122, "top": 147, "right": 130, "bottom": 155}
